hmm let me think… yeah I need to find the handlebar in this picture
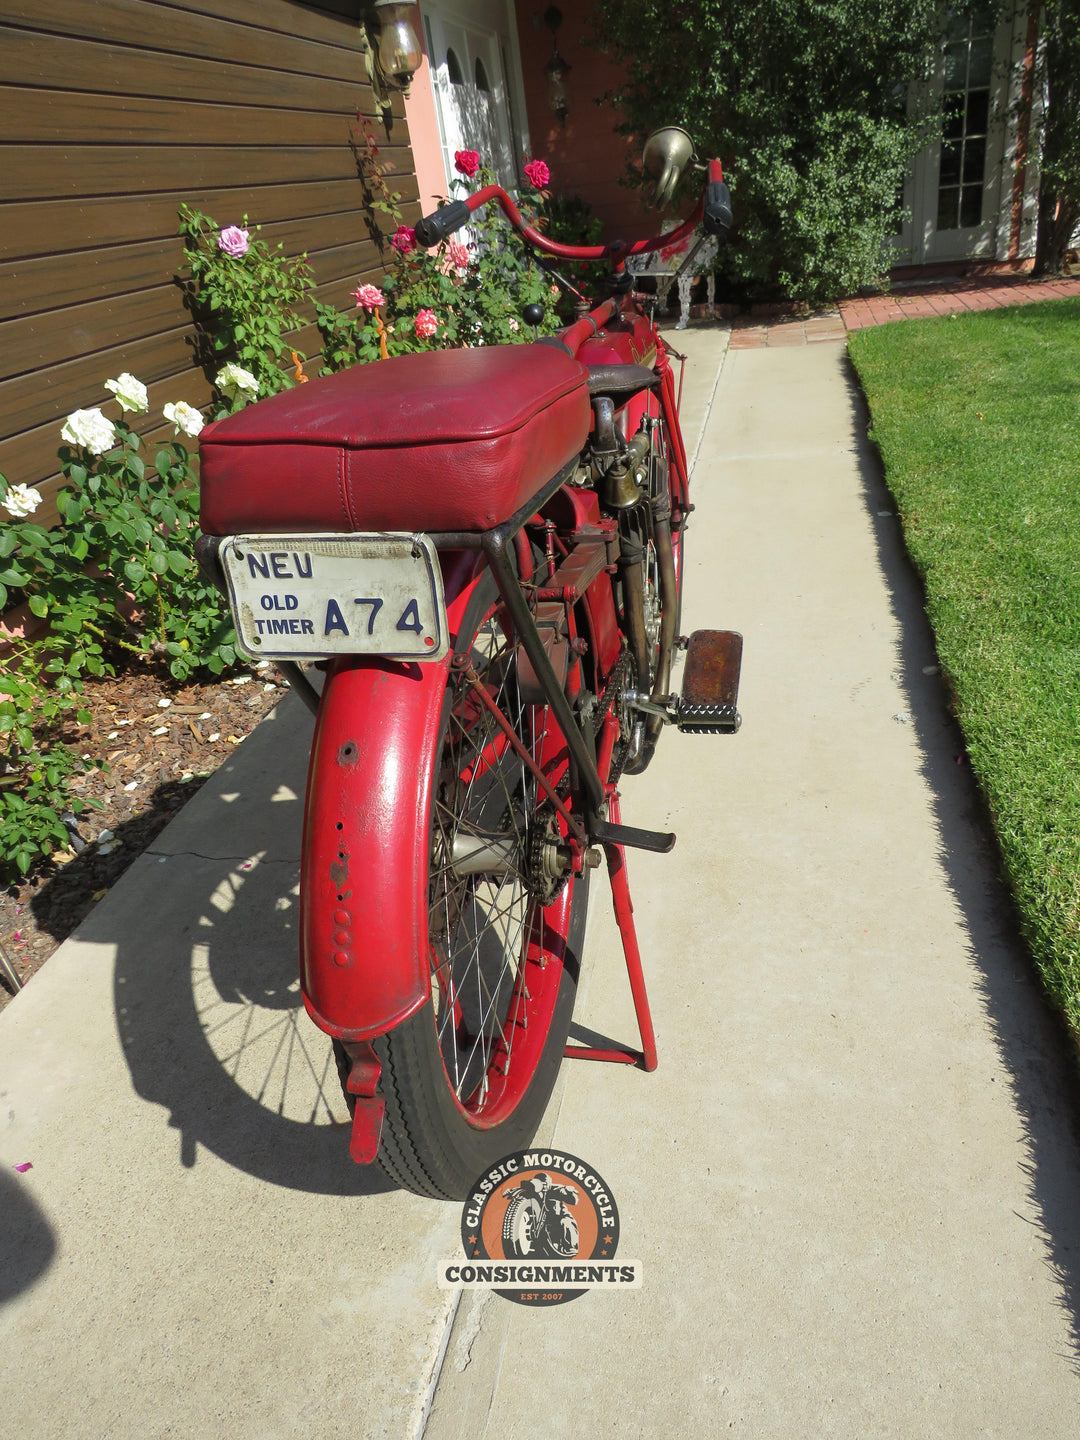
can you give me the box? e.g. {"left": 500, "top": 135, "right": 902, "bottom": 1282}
{"left": 413, "top": 200, "right": 472, "bottom": 249}
{"left": 413, "top": 159, "right": 731, "bottom": 262}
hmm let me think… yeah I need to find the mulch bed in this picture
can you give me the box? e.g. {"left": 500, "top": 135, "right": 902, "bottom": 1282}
{"left": 0, "top": 660, "right": 287, "bottom": 1013}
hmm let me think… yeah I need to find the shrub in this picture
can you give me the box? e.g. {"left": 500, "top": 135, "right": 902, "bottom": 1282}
{"left": 178, "top": 205, "right": 314, "bottom": 402}
{"left": 0, "top": 375, "right": 238, "bottom": 880}
{"left": 592, "top": 0, "right": 942, "bottom": 305}
{"left": 0, "top": 637, "right": 96, "bottom": 877}
{"left": 1, "top": 389, "right": 236, "bottom": 684}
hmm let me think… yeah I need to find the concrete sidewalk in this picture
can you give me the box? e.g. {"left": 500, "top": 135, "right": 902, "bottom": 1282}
{"left": 424, "top": 342, "right": 1080, "bottom": 1435}
{"left": 4, "top": 328, "right": 1080, "bottom": 1438}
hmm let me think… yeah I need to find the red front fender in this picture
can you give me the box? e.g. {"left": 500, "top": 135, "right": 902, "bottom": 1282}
{"left": 299, "top": 568, "right": 481, "bottom": 1042}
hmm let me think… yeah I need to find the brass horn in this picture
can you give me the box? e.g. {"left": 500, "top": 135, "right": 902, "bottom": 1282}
{"left": 642, "top": 127, "right": 696, "bottom": 210}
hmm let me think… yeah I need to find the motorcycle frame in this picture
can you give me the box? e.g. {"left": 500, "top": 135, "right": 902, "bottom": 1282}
{"left": 299, "top": 478, "right": 663, "bottom": 1057}
{"left": 210, "top": 195, "right": 718, "bottom": 1076}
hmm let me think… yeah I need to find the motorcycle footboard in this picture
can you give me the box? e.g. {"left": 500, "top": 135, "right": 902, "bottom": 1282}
{"left": 677, "top": 629, "right": 742, "bottom": 734}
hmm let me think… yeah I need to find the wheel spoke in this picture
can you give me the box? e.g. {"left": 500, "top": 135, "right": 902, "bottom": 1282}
{"left": 420, "top": 588, "right": 578, "bottom": 1122}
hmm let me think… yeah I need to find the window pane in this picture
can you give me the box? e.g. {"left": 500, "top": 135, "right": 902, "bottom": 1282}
{"left": 446, "top": 47, "right": 463, "bottom": 85}
{"left": 963, "top": 136, "right": 986, "bottom": 184}
{"left": 938, "top": 187, "right": 961, "bottom": 231}
{"left": 944, "top": 42, "right": 968, "bottom": 91}
{"left": 960, "top": 185, "right": 983, "bottom": 227}
{"left": 966, "top": 89, "right": 990, "bottom": 136}
{"left": 968, "top": 35, "right": 993, "bottom": 88}
{"left": 475, "top": 57, "right": 490, "bottom": 92}
{"left": 940, "top": 141, "right": 962, "bottom": 186}
{"left": 944, "top": 10, "right": 971, "bottom": 41}
{"left": 943, "top": 93, "right": 965, "bottom": 139}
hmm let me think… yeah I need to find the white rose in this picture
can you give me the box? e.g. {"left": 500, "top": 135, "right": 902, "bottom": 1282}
{"left": 215, "top": 363, "right": 260, "bottom": 399}
{"left": 163, "top": 401, "right": 205, "bottom": 438}
{"left": 1, "top": 484, "right": 43, "bottom": 519}
{"left": 103, "top": 372, "right": 149, "bottom": 414}
{"left": 61, "top": 408, "right": 117, "bottom": 456}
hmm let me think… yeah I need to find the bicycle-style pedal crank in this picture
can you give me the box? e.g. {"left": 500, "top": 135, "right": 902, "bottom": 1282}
{"left": 625, "top": 629, "right": 743, "bottom": 734}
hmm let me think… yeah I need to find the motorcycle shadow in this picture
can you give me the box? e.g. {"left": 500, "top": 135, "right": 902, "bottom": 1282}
{"left": 0, "top": 1168, "right": 57, "bottom": 1306}
{"left": 79, "top": 695, "right": 393, "bottom": 1196}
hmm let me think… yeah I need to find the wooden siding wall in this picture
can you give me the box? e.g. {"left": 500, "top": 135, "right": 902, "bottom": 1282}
{"left": 0, "top": 0, "right": 420, "bottom": 519}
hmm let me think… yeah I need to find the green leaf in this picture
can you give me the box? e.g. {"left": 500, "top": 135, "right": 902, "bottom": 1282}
{"left": 28, "top": 594, "right": 48, "bottom": 618}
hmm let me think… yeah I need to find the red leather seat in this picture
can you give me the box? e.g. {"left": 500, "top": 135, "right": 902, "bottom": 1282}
{"left": 199, "top": 344, "right": 591, "bottom": 536}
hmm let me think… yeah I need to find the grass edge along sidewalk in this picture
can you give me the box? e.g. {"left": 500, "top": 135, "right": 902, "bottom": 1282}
{"left": 848, "top": 298, "right": 1080, "bottom": 1046}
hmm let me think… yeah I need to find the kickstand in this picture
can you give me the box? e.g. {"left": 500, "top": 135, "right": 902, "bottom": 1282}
{"left": 564, "top": 794, "right": 658, "bottom": 1072}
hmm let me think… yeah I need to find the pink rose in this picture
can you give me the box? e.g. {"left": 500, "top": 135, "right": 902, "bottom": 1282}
{"left": 218, "top": 225, "right": 250, "bottom": 257}
{"left": 352, "top": 283, "right": 386, "bottom": 311}
{"left": 523, "top": 159, "right": 550, "bottom": 190}
{"left": 414, "top": 309, "right": 439, "bottom": 340}
{"left": 391, "top": 225, "right": 416, "bottom": 254}
{"left": 447, "top": 239, "right": 470, "bottom": 270}
{"left": 455, "top": 150, "right": 481, "bottom": 177}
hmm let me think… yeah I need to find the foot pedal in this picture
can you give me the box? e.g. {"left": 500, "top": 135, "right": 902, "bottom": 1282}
{"left": 591, "top": 818, "right": 676, "bottom": 854}
{"left": 678, "top": 630, "right": 742, "bottom": 733}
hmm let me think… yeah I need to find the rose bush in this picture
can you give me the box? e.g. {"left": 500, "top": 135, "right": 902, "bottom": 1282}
{"left": 315, "top": 155, "right": 563, "bottom": 367}
{"left": 0, "top": 373, "right": 239, "bottom": 879}
{"left": 179, "top": 205, "right": 311, "bottom": 404}
{"left": 2, "top": 378, "right": 233, "bottom": 684}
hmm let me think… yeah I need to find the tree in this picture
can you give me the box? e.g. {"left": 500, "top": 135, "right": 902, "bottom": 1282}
{"left": 1033, "top": 0, "right": 1080, "bottom": 274}
{"left": 592, "top": 0, "right": 942, "bottom": 304}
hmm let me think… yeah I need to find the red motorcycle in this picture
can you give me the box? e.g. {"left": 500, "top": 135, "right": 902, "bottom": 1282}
{"left": 195, "top": 131, "right": 742, "bottom": 1201}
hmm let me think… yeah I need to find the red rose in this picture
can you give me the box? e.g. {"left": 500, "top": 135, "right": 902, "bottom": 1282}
{"left": 523, "top": 159, "right": 550, "bottom": 189}
{"left": 454, "top": 150, "right": 481, "bottom": 177}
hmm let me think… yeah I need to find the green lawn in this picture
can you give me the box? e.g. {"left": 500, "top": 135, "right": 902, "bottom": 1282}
{"left": 848, "top": 299, "right": 1080, "bottom": 1041}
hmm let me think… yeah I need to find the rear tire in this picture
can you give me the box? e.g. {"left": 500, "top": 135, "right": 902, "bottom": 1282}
{"left": 358, "top": 564, "right": 590, "bottom": 1200}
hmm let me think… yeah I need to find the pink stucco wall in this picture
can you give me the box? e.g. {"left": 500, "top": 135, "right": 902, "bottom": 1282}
{"left": 403, "top": 5, "right": 451, "bottom": 216}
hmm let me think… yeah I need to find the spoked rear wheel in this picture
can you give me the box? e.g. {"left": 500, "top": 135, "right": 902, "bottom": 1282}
{"left": 368, "top": 566, "right": 589, "bottom": 1200}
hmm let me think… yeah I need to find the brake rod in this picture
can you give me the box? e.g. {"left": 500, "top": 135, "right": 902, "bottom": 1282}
{"left": 453, "top": 657, "right": 588, "bottom": 848}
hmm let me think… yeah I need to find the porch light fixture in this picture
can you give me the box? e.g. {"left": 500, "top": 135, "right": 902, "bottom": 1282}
{"left": 543, "top": 6, "right": 571, "bottom": 124}
{"left": 370, "top": 1, "right": 422, "bottom": 93}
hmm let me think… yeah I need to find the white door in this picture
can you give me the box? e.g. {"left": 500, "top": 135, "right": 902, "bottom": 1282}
{"left": 894, "top": 7, "right": 1017, "bottom": 264}
{"left": 422, "top": 7, "right": 518, "bottom": 191}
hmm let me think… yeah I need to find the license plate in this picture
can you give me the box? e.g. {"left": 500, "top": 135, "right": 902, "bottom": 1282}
{"left": 219, "top": 533, "right": 449, "bottom": 662}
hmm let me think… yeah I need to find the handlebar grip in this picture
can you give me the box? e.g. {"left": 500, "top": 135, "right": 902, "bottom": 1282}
{"left": 702, "top": 180, "right": 733, "bottom": 238}
{"left": 414, "top": 199, "right": 472, "bottom": 248}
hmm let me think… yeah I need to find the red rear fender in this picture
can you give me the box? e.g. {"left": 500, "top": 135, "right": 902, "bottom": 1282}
{"left": 299, "top": 569, "right": 481, "bottom": 1041}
